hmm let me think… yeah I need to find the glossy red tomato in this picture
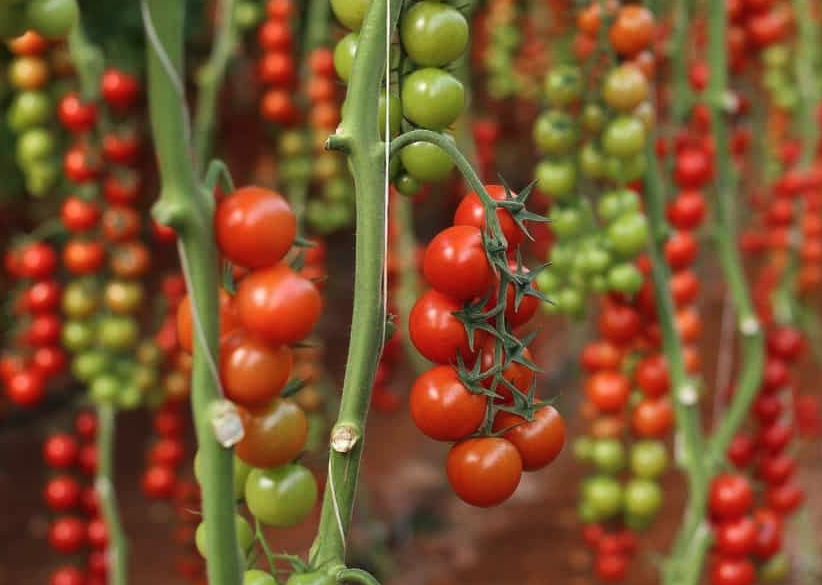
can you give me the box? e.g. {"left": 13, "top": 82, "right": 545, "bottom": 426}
{"left": 148, "top": 438, "right": 186, "bottom": 469}
{"left": 103, "top": 172, "right": 140, "bottom": 205}
{"left": 86, "top": 517, "right": 107, "bottom": 549}
{"left": 6, "top": 369, "right": 45, "bottom": 407}
{"left": 32, "top": 346, "right": 67, "bottom": 378}
{"left": 580, "top": 341, "right": 622, "bottom": 372}
{"left": 599, "top": 303, "right": 641, "bottom": 344}
{"left": 710, "top": 557, "right": 755, "bottom": 585}
{"left": 63, "top": 145, "right": 101, "bottom": 183}
{"left": 674, "top": 148, "right": 712, "bottom": 189}
{"left": 664, "top": 231, "right": 699, "bottom": 270}
{"left": 26, "top": 313, "right": 62, "bottom": 346}
{"left": 758, "top": 453, "right": 795, "bottom": 486}
{"left": 63, "top": 240, "right": 105, "bottom": 275}
{"left": 478, "top": 339, "right": 535, "bottom": 401}
{"left": 715, "top": 516, "right": 757, "bottom": 557}
{"left": 61, "top": 197, "right": 100, "bottom": 232}
{"left": 409, "top": 289, "right": 486, "bottom": 364}
{"left": 453, "top": 184, "right": 524, "bottom": 249}
{"left": 235, "top": 399, "right": 307, "bottom": 468}
{"left": 142, "top": 465, "right": 177, "bottom": 499}
{"left": 102, "top": 131, "right": 140, "bottom": 165}
{"left": 176, "top": 288, "right": 239, "bottom": 353}
{"left": 74, "top": 411, "right": 97, "bottom": 440}
{"left": 44, "top": 475, "right": 81, "bottom": 511}
{"left": 446, "top": 437, "right": 522, "bottom": 507}
{"left": 423, "top": 225, "right": 493, "bottom": 301}
{"left": 488, "top": 261, "right": 540, "bottom": 328}
{"left": 257, "top": 51, "right": 296, "bottom": 86}
{"left": 19, "top": 242, "right": 57, "bottom": 279}
{"left": 595, "top": 553, "right": 629, "bottom": 582}
{"left": 709, "top": 474, "right": 753, "bottom": 520}
{"left": 57, "top": 92, "right": 97, "bottom": 133}
{"left": 766, "top": 482, "right": 803, "bottom": 514}
{"left": 236, "top": 264, "right": 322, "bottom": 345}
{"left": 609, "top": 5, "right": 654, "bottom": 57}
{"left": 632, "top": 398, "right": 674, "bottom": 437}
{"left": 409, "top": 365, "right": 486, "bottom": 441}
{"left": 100, "top": 69, "right": 140, "bottom": 110}
{"left": 727, "top": 433, "right": 756, "bottom": 468}
{"left": 215, "top": 186, "right": 297, "bottom": 269}
{"left": 586, "top": 371, "right": 630, "bottom": 413}
{"left": 261, "top": 89, "right": 299, "bottom": 125}
{"left": 258, "top": 19, "right": 293, "bottom": 51}
{"left": 49, "top": 517, "right": 87, "bottom": 554}
{"left": 492, "top": 405, "right": 565, "bottom": 470}
{"left": 766, "top": 326, "right": 803, "bottom": 362}
{"left": 635, "top": 354, "right": 670, "bottom": 397}
{"left": 44, "top": 434, "right": 79, "bottom": 468}
{"left": 25, "top": 280, "right": 61, "bottom": 313}
{"left": 671, "top": 270, "right": 700, "bottom": 306}
{"left": 753, "top": 510, "right": 782, "bottom": 559}
{"left": 220, "top": 330, "right": 292, "bottom": 408}
{"left": 50, "top": 566, "right": 87, "bottom": 585}
{"left": 101, "top": 206, "right": 141, "bottom": 242}
{"left": 759, "top": 422, "right": 793, "bottom": 454}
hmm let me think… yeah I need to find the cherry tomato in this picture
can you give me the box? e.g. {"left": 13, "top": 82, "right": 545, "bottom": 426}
{"left": 423, "top": 225, "right": 493, "bottom": 301}
{"left": 63, "top": 240, "right": 105, "bottom": 275}
{"left": 6, "top": 369, "right": 46, "bottom": 407}
{"left": 609, "top": 6, "right": 654, "bottom": 57}
{"left": 49, "top": 516, "right": 87, "bottom": 554}
{"left": 61, "top": 197, "right": 100, "bottom": 232}
{"left": 409, "top": 289, "right": 486, "bottom": 364}
{"left": 258, "top": 19, "right": 292, "bottom": 51}
{"left": 142, "top": 465, "right": 177, "bottom": 499}
{"left": 220, "top": 330, "right": 292, "bottom": 408}
{"left": 57, "top": 92, "right": 97, "bottom": 133}
{"left": 454, "top": 185, "right": 525, "bottom": 248}
{"left": 44, "top": 434, "right": 79, "bottom": 468}
{"left": 176, "top": 288, "right": 239, "bottom": 353}
{"left": 100, "top": 69, "right": 139, "bottom": 110}
{"left": 399, "top": 1, "right": 468, "bottom": 67}
{"left": 101, "top": 206, "right": 141, "bottom": 242}
{"left": 245, "top": 464, "right": 317, "bottom": 527}
{"left": 635, "top": 354, "right": 670, "bottom": 397}
{"left": 44, "top": 475, "right": 81, "bottom": 511}
{"left": 581, "top": 341, "right": 623, "bottom": 372}
{"left": 710, "top": 557, "right": 755, "bottom": 585}
{"left": 599, "top": 303, "right": 641, "bottom": 344}
{"left": 492, "top": 406, "right": 564, "bottom": 471}
{"left": 586, "top": 371, "right": 630, "bottom": 413}
{"left": 665, "top": 231, "right": 699, "bottom": 270}
{"left": 50, "top": 566, "right": 87, "bottom": 585}
{"left": 709, "top": 474, "right": 753, "bottom": 520}
{"left": 446, "top": 437, "right": 522, "bottom": 507}
{"left": 401, "top": 67, "right": 465, "bottom": 130}
{"left": 603, "top": 64, "right": 649, "bottom": 112}
{"left": 410, "top": 365, "right": 486, "bottom": 441}
{"left": 596, "top": 553, "right": 629, "bottom": 582}
{"left": 235, "top": 398, "right": 307, "bottom": 468}
{"left": 631, "top": 398, "right": 674, "bottom": 438}
{"left": 715, "top": 516, "right": 757, "bottom": 557}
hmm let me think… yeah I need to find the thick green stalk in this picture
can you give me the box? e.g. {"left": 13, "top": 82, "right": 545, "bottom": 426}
{"left": 95, "top": 405, "right": 128, "bottom": 585}
{"left": 307, "top": 0, "right": 401, "bottom": 571}
{"left": 142, "top": 2, "right": 241, "bottom": 585}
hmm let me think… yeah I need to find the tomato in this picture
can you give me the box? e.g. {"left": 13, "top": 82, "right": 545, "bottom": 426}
{"left": 606, "top": 212, "right": 649, "bottom": 257}
{"left": 758, "top": 453, "right": 796, "bottom": 486}
{"left": 7, "top": 31, "right": 48, "bottom": 56}
{"left": 141, "top": 465, "right": 176, "bottom": 499}
{"left": 399, "top": 137, "right": 455, "bottom": 182}
{"left": 609, "top": 5, "right": 654, "bottom": 57}
{"left": 102, "top": 131, "right": 140, "bottom": 165}
{"left": 103, "top": 172, "right": 140, "bottom": 204}
{"left": 632, "top": 398, "right": 673, "bottom": 437}
{"left": 220, "top": 330, "right": 292, "bottom": 408}
{"left": 49, "top": 516, "right": 87, "bottom": 554}
{"left": 330, "top": 0, "right": 370, "bottom": 30}
{"left": 493, "top": 406, "right": 564, "bottom": 471}
{"left": 400, "top": 1, "right": 468, "bottom": 67}
{"left": 674, "top": 149, "right": 712, "bottom": 189}
{"left": 110, "top": 242, "right": 150, "bottom": 278}
{"left": 257, "top": 51, "right": 296, "bottom": 86}
{"left": 543, "top": 64, "right": 583, "bottom": 107}
{"left": 9, "top": 56, "right": 49, "bottom": 90}
{"left": 409, "top": 289, "right": 485, "bottom": 364}
{"left": 410, "top": 365, "right": 486, "bottom": 441}
{"left": 583, "top": 475, "right": 623, "bottom": 519}
{"left": 753, "top": 394, "right": 781, "bottom": 425}
{"left": 258, "top": 19, "right": 292, "bottom": 51}
{"left": 86, "top": 517, "right": 107, "bottom": 549}
{"left": 710, "top": 558, "right": 755, "bottom": 585}
{"left": 44, "top": 434, "right": 79, "bottom": 468}
{"left": 18, "top": 242, "right": 57, "bottom": 279}
{"left": 596, "top": 553, "right": 628, "bottom": 582}
{"left": 57, "top": 92, "right": 97, "bottom": 133}
{"left": 17, "top": 127, "right": 56, "bottom": 163}
{"left": 149, "top": 438, "right": 185, "bottom": 469}
{"left": 401, "top": 68, "right": 465, "bottom": 130}
{"left": 759, "top": 422, "right": 793, "bottom": 454}
{"left": 104, "top": 280, "right": 144, "bottom": 314}
{"left": 25, "top": 279, "right": 61, "bottom": 313}
{"left": 63, "top": 145, "right": 101, "bottom": 183}
{"left": 101, "top": 69, "right": 139, "bottom": 110}
{"left": 101, "top": 206, "right": 141, "bottom": 242}
{"left": 6, "top": 369, "right": 46, "bottom": 407}
{"left": 44, "top": 475, "right": 81, "bottom": 511}
{"left": 478, "top": 339, "right": 535, "bottom": 401}
{"left": 61, "top": 197, "right": 100, "bottom": 232}
{"left": 244, "top": 570, "right": 277, "bottom": 585}
{"left": 215, "top": 186, "right": 296, "bottom": 269}
{"left": 602, "top": 116, "right": 646, "bottom": 158}
{"left": 97, "top": 316, "right": 139, "bottom": 351}
{"left": 727, "top": 433, "right": 756, "bottom": 468}
{"left": 766, "top": 326, "right": 803, "bottom": 362}
{"left": 8, "top": 90, "right": 52, "bottom": 131}
{"left": 715, "top": 516, "right": 757, "bottom": 557}
{"left": 591, "top": 438, "right": 626, "bottom": 473}
{"left": 235, "top": 398, "right": 307, "bottom": 468}
{"left": 446, "top": 437, "right": 522, "bottom": 507}
{"left": 635, "top": 354, "right": 669, "bottom": 397}
{"left": 423, "top": 225, "right": 493, "bottom": 301}
{"left": 176, "top": 288, "right": 239, "bottom": 353}
{"left": 709, "top": 474, "right": 753, "bottom": 520}
{"left": 535, "top": 158, "right": 577, "bottom": 199}
{"left": 454, "top": 185, "right": 524, "bottom": 249}
{"left": 26, "top": 313, "right": 62, "bottom": 346}
{"left": 533, "top": 110, "right": 579, "bottom": 155}
{"left": 266, "top": 0, "right": 296, "bottom": 20}
{"left": 585, "top": 371, "right": 630, "bottom": 413}
{"left": 195, "top": 514, "right": 254, "bottom": 556}
{"left": 50, "top": 566, "right": 86, "bottom": 585}
{"left": 26, "top": 0, "right": 79, "bottom": 40}
{"left": 766, "top": 482, "right": 803, "bottom": 514}
{"left": 333, "top": 32, "right": 358, "bottom": 82}
{"left": 671, "top": 270, "right": 700, "bottom": 306}
{"left": 747, "top": 8, "right": 791, "bottom": 47}
{"left": 629, "top": 440, "right": 668, "bottom": 478}
{"left": 245, "top": 464, "right": 317, "bottom": 526}
{"left": 665, "top": 231, "right": 699, "bottom": 270}
{"left": 33, "top": 346, "right": 66, "bottom": 377}
{"left": 624, "top": 478, "right": 662, "bottom": 518}
{"left": 599, "top": 303, "right": 640, "bottom": 344}
{"left": 236, "top": 264, "right": 322, "bottom": 345}
{"left": 603, "top": 64, "right": 649, "bottom": 112}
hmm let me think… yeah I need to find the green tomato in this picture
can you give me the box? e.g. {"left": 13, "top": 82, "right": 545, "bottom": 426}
{"left": 578, "top": 500, "right": 599, "bottom": 523}
{"left": 330, "top": 0, "right": 370, "bottom": 30}
{"left": 132, "top": 365, "right": 157, "bottom": 392}
{"left": 535, "top": 269, "right": 560, "bottom": 294}
{"left": 401, "top": 68, "right": 464, "bottom": 130}
{"left": 579, "top": 246, "right": 612, "bottom": 275}
{"left": 606, "top": 212, "right": 649, "bottom": 257}
{"left": 762, "top": 45, "right": 791, "bottom": 69}
{"left": 117, "top": 384, "right": 142, "bottom": 410}
{"left": 583, "top": 475, "right": 623, "bottom": 520}
{"left": 399, "top": 136, "right": 455, "bottom": 182}
{"left": 17, "top": 127, "right": 56, "bottom": 166}
{"left": 543, "top": 64, "right": 583, "bottom": 107}
{"left": 244, "top": 570, "right": 277, "bottom": 585}
{"left": 0, "top": 2, "right": 27, "bottom": 39}
{"left": 774, "top": 87, "right": 798, "bottom": 111}
{"left": 195, "top": 514, "right": 254, "bottom": 557}
{"left": 607, "top": 263, "right": 642, "bottom": 293}
{"left": 72, "top": 350, "right": 109, "bottom": 382}
{"left": 758, "top": 553, "right": 790, "bottom": 584}
{"left": 104, "top": 280, "right": 144, "bottom": 314}
{"left": 623, "top": 478, "right": 662, "bottom": 518}
{"left": 572, "top": 436, "right": 594, "bottom": 461}
{"left": 90, "top": 374, "right": 120, "bottom": 404}
{"left": 591, "top": 438, "right": 626, "bottom": 474}
{"left": 333, "top": 32, "right": 358, "bottom": 83}
{"left": 590, "top": 274, "right": 608, "bottom": 293}
{"left": 62, "top": 319, "right": 95, "bottom": 352}
{"left": 400, "top": 1, "right": 468, "bottom": 67}
{"left": 598, "top": 189, "right": 640, "bottom": 223}
{"left": 62, "top": 280, "right": 99, "bottom": 318}
{"left": 581, "top": 103, "right": 606, "bottom": 133}
{"left": 602, "top": 116, "right": 646, "bottom": 158}
{"left": 535, "top": 158, "right": 577, "bottom": 200}
{"left": 556, "top": 287, "right": 584, "bottom": 315}
{"left": 579, "top": 142, "right": 604, "bottom": 178}
{"left": 533, "top": 110, "right": 579, "bottom": 155}
{"left": 322, "top": 176, "right": 350, "bottom": 202}
{"left": 618, "top": 152, "right": 647, "bottom": 183}
{"left": 549, "top": 243, "right": 575, "bottom": 273}
{"left": 278, "top": 130, "right": 308, "bottom": 157}
{"left": 25, "top": 160, "right": 59, "bottom": 197}
{"left": 245, "top": 464, "right": 318, "bottom": 527}
{"left": 8, "top": 91, "right": 52, "bottom": 131}
{"left": 25, "top": 0, "right": 78, "bottom": 40}
{"left": 551, "top": 205, "right": 584, "bottom": 239}
{"left": 629, "top": 440, "right": 669, "bottom": 479}
{"left": 280, "top": 158, "right": 312, "bottom": 184}
{"left": 98, "top": 316, "right": 139, "bottom": 351}
{"left": 394, "top": 173, "right": 420, "bottom": 197}
{"left": 378, "top": 91, "right": 402, "bottom": 139}
{"left": 234, "top": 1, "right": 262, "bottom": 30}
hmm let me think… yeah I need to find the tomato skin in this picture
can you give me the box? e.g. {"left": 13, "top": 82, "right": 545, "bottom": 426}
{"left": 478, "top": 339, "right": 535, "bottom": 401}
{"left": 100, "top": 69, "right": 139, "bottom": 110}
{"left": 44, "top": 434, "right": 79, "bottom": 468}
{"left": 727, "top": 434, "right": 756, "bottom": 468}
{"left": 235, "top": 398, "right": 307, "bottom": 468}
{"left": 665, "top": 231, "right": 699, "bottom": 270}
{"left": 220, "top": 330, "right": 292, "bottom": 408}
{"left": 446, "top": 437, "right": 522, "bottom": 507}
{"left": 26, "top": 279, "right": 62, "bottom": 313}
{"left": 401, "top": 67, "right": 465, "bottom": 130}
{"left": 101, "top": 206, "right": 141, "bottom": 242}
{"left": 176, "top": 288, "right": 239, "bottom": 353}
{"left": 492, "top": 406, "right": 564, "bottom": 471}
{"left": 596, "top": 553, "right": 629, "bottom": 582}
{"left": 6, "top": 369, "right": 46, "bottom": 407}
{"left": 61, "top": 197, "right": 100, "bottom": 232}
{"left": 709, "top": 474, "right": 753, "bottom": 520}
{"left": 423, "top": 225, "right": 493, "bottom": 301}
{"left": 674, "top": 148, "right": 712, "bottom": 189}
{"left": 635, "top": 354, "right": 670, "bottom": 397}
{"left": 399, "top": 1, "right": 468, "bottom": 67}
{"left": 57, "top": 92, "right": 97, "bottom": 133}
{"left": 586, "top": 371, "right": 630, "bottom": 413}
{"left": 410, "top": 365, "right": 486, "bottom": 441}
{"left": 609, "top": 6, "right": 654, "bottom": 57}
{"left": 766, "top": 326, "right": 803, "bottom": 362}
{"left": 50, "top": 566, "right": 87, "bottom": 585}
{"left": 409, "top": 289, "right": 485, "bottom": 364}
{"left": 257, "top": 51, "right": 296, "bottom": 86}
{"left": 632, "top": 398, "right": 674, "bottom": 438}
{"left": 581, "top": 341, "right": 623, "bottom": 372}
{"left": 149, "top": 438, "right": 186, "bottom": 469}
{"left": 49, "top": 516, "right": 87, "bottom": 554}
{"left": 63, "top": 145, "right": 101, "bottom": 183}
{"left": 599, "top": 303, "right": 641, "bottom": 344}
{"left": 102, "top": 131, "right": 140, "bottom": 165}
{"left": 715, "top": 516, "right": 757, "bottom": 557}
{"left": 766, "top": 482, "right": 803, "bottom": 514}
{"left": 454, "top": 185, "right": 524, "bottom": 248}
{"left": 44, "top": 475, "right": 81, "bottom": 511}
{"left": 245, "top": 464, "right": 317, "bottom": 527}
{"left": 758, "top": 453, "right": 796, "bottom": 486}
{"left": 710, "top": 557, "right": 755, "bottom": 585}
{"left": 141, "top": 465, "right": 177, "bottom": 499}
{"left": 258, "top": 19, "right": 293, "bottom": 51}
{"left": 63, "top": 240, "right": 105, "bottom": 275}
{"left": 236, "top": 264, "right": 322, "bottom": 345}
{"left": 19, "top": 242, "right": 57, "bottom": 279}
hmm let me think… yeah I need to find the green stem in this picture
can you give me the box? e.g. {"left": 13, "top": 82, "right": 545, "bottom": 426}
{"left": 68, "top": 14, "right": 104, "bottom": 102}
{"left": 141, "top": 2, "right": 241, "bottom": 585}
{"left": 303, "top": 0, "right": 331, "bottom": 54}
{"left": 307, "top": 0, "right": 400, "bottom": 571}
{"left": 193, "top": 0, "right": 238, "bottom": 170}
{"left": 95, "top": 405, "right": 128, "bottom": 585}
{"left": 669, "top": 0, "right": 692, "bottom": 124}
{"left": 792, "top": 0, "right": 820, "bottom": 169}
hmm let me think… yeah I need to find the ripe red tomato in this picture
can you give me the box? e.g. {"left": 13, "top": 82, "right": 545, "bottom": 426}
{"left": 50, "top": 566, "right": 87, "bottom": 585}
{"left": 101, "top": 206, "right": 141, "bottom": 242}
{"left": 235, "top": 399, "right": 307, "bottom": 468}
{"left": 103, "top": 172, "right": 141, "bottom": 205}
{"left": 609, "top": 5, "right": 654, "bottom": 57}
{"left": 635, "top": 354, "right": 670, "bottom": 397}
{"left": 760, "top": 357, "right": 789, "bottom": 392}
{"left": 599, "top": 302, "right": 641, "bottom": 345}
{"left": 709, "top": 474, "right": 753, "bottom": 520}
{"left": 409, "top": 289, "right": 486, "bottom": 364}
{"left": 261, "top": 89, "right": 299, "bottom": 124}
{"left": 215, "top": 186, "right": 298, "bottom": 269}
{"left": 423, "top": 225, "right": 493, "bottom": 301}
{"left": 26, "top": 313, "right": 61, "bottom": 347}
{"left": 44, "top": 475, "right": 81, "bottom": 511}
{"left": 266, "top": 0, "right": 296, "bottom": 20}
{"left": 753, "top": 510, "right": 782, "bottom": 559}
{"left": 102, "top": 131, "right": 141, "bottom": 165}
{"left": 77, "top": 443, "right": 98, "bottom": 476}
{"left": 766, "top": 482, "right": 803, "bottom": 515}
{"left": 492, "top": 405, "right": 565, "bottom": 471}
{"left": 61, "top": 197, "right": 100, "bottom": 232}
{"left": 674, "top": 148, "right": 712, "bottom": 189}
{"left": 664, "top": 231, "right": 699, "bottom": 270}
{"left": 410, "top": 365, "right": 486, "bottom": 441}
{"left": 715, "top": 516, "right": 757, "bottom": 557}
{"left": 142, "top": 465, "right": 176, "bottom": 499}
{"left": 580, "top": 341, "right": 623, "bottom": 372}
{"left": 49, "top": 517, "right": 87, "bottom": 554}
{"left": 110, "top": 242, "right": 151, "bottom": 279}
{"left": 258, "top": 19, "right": 293, "bottom": 51}
{"left": 753, "top": 394, "right": 781, "bottom": 425}
{"left": 308, "top": 47, "right": 335, "bottom": 77}
{"left": 154, "top": 408, "right": 184, "bottom": 438}
{"left": 63, "top": 240, "right": 105, "bottom": 275}
{"left": 57, "top": 92, "right": 97, "bottom": 133}
{"left": 258, "top": 51, "right": 296, "bottom": 86}
{"left": 176, "top": 288, "right": 239, "bottom": 353}
{"left": 44, "top": 434, "right": 79, "bottom": 468}
{"left": 100, "top": 69, "right": 140, "bottom": 110}
{"left": 488, "top": 261, "right": 540, "bottom": 328}
{"left": 671, "top": 270, "right": 700, "bottom": 306}
{"left": 666, "top": 190, "right": 705, "bottom": 230}
{"left": 711, "top": 558, "right": 755, "bottom": 585}
{"left": 632, "top": 398, "right": 674, "bottom": 437}
{"left": 149, "top": 438, "right": 186, "bottom": 469}
{"left": 63, "top": 145, "right": 101, "bottom": 183}
{"left": 766, "top": 326, "right": 803, "bottom": 362}
{"left": 6, "top": 369, "right": 45, "bottom": 407}
{"left": 19, "top": 242, "right": 57, "bottom": 279}
{"left": 86, "top": 517, "right": 107, "bottom": 549}
{"left": 220, "top": 330, "right": 293, "bottom": 408}
{"left": 758, "top": 453, "right": 795, "bottom": 486}
{"left": 33, "top": 346, "right": 66, "bottom": 378}
{"left": 453, "top": 184, "right": 525, "bottom": 249}
{"left": 25, "top": 280, "right": 61, "bottom": 313}
{"left": 478, "top": 339, "right": 535, "bottom": 401}
{"left": 74, "top": 411, "right": 98, "bottom": 440}
{"left": 446, "top": 437, "right": 522, "bottom": 507}
{"left": 759, "top": 422, "right": 793, "bottom": 454}
{"left": 236, "top": 264, "right": 322, "bottom": 345}
{"left": 596, "top": 553, "right": 629, "bottom": 582}
{"left": 727, "top": 433, "right": 756, "bottom": 468}
{"left": 586, "top": 371, "right": 630, "bottom": 413}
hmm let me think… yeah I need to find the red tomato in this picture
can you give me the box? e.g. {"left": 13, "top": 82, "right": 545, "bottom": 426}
{"left": 409, "top": 289, "right": 486, "bottom": 364}
{"left": 664, "top": 231, "right": 699, "bottom": 270}
{"left": 6, "top": 369, "right": 45, "bottom": 407}
{"left": 609, "top": 5, "right": 654, "bottom": 57}
{"left": 102, "top": 131, "right": 141, "bottom": 165}
{"left": 257, "top": 51, "right": 296, "bottom": 86}
{"left": 715, "top": 516, "right": 757, "bottom": 557}
{"left": 61, "top": 197, "right": 100, "bottom": 232}
{"left": 57, "top": 92, "right": 97, "bottom": 133}
{"left": 49, "top": 517, "right": 87, "bottom": 554}
{"left": 63, "top": 145, "right": 101, "bottom": 183}
{"left": 8, "top": 31, "right": 48, "bottom": 56}
{"left": 758, "top": 422, "right": 793, "bottom": 454}
{"left": 74, "top": 411, "right": 97, "bottom": 440}
{"left": 86, "top": 517, "right": 107, "bottom": 549}
{"left": 599, "top": 303, "right": 641, "bottom": 345}
{"left": 758, "top": 454, "right": 795, "bottom": 486}
{"left": 50, "top": 566, "right": 87, "bottom": 585}
{"left": 235, "top": 398, "right": 307, "bottom": 468}
{"left": 766, "top": 482, "right": 803, "bottom": 515}
{"left": 101, "top": 206, "right": 141, "bottom": 242}
{"left": 710, "top": 557, "right": 755, "bottom": 585}
{"left": 44, "top": 475, "right": 81, "bottom": 511}
{"left": 25, "top": 279, "right": 61, "bottom": 312}
{"left": 25, "top": 313, "right": 62, "bottom": 346}
{"left": 446, "top": 437, "right": 522, "bottom": 507}
{"left": 488, "top": 261, "right": 540, "bottom": 328}
{"left": 19, "top": 242, "right": 57, "bottom": 279}
{"left": 409, "top": 365, "right": 487, "bottom": 441}
{"left": 260, "top": 89, "right": 299, "bottom": 125}
{"left": 580, "top": 341, "right": 622, "bottom": 372}
{"left": 727, "top": 433, "right": 756, "bottom": 468}
{"left": 453, "top": 184, "right": 525, "bottom": 249}
{"left": 176, "top": 288, "right": 240, "bottom": 353}
{"left": 635, "top": 353, "right": 670, "bottom": 397}
{"left": 766, "top": 326, "right": 803, "bottom": 362}
{"left": 674, "top": 148, "right": 712, "bottom": 189}
{"left": 63, "top": 240, "right": 105, "bottom": 275}
{"left": 667, "top": 191, "right": 705, "bottom": 229}
{"left": 142, "top": 465, "right": 176, "bottom": 499}
{"left": 423, "top": 225, "right": 494, "bottom": 301}
{"left": 586, "top": 371, "right": 631, "bottom": 413}
{"left": 103, "top": 172, "right": 141, "bottom": 205}
{"left": 43, "top": 434, "right": 79, "bottom": 468}
{"left": 478, "top": 339, "right": 536, "bottom": 402}
{"left": 753, "top": 510, "right": 782, "bottom": 559}
{"left": 631, "top": 398, "right": 674, "bottom": 437}
{"left": 266, "top": 0, "right": 295, "bottom": 20}
{"left": 220, "top": 330, "right": 293, "bottom": 408}
{"left": 236, "top": 264, "right": 322, "bottom": 345}
{"left": 709, "top": 474, "right": 753, "bottom": 520}
{"left": 100, "top": 69, "right": 140, "bottom": 110}
{"left": 753, "top": 394, "right": 781, "bottom": 425}
{"left": 492, "top": 405, "right": 565, "bottom": 470}
{"left": 596, "top": 553, "right": 629, "bottom": 582}
{"left": 148, "top": 438, "right": 186, "bottom": 469}
{"left": 671, "top": 270, "right": 700, "bottom": 306}
{"left": 258, "top": 19, "right": 293, "bottom": 51}
{"left": 308, "top": 47, "right": 335, "bottom": 77}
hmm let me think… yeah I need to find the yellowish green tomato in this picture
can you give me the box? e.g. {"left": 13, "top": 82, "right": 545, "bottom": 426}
{"left": 583, "top": 475, "right": 623, "bottom": 520}
{"left": 629, "top": 440, "right": 669, "bottom": 479}
{"left": 534, "top": 158, "right": 577, "bottom": 199}
{"left": 401, "top": 67, "right": 464, "bottom": 130}
{"left": 378, "top": 91, "right": 402, "bottom": 139}
{"left": 333, "top": 33, "right": 358, "bottom": 83}
{"left": 533, "top": 110, "right": 579, "bottom": 155}
{"left": 602, "top": 116, "right": 646, "bottom": 158}
{"left": 399, "top": 136, "right": 455, "bottom": 182}
{"left": 543, "top": 64, "right": 583, "bottom": 107}
{"left": 245, "top": 464, "right": 318, "bottom": 527}
{"left": 591, "top": 438, "right": 626, "bottom": 474}
{"left": 71, "top": 351, "right": 108, "bottom": 382}
{"left": 602, "top": 64, "right": 649, "bottom": 112}
{"left": 90, "top": 374, "right": 120, "bottom": 404}
{"left": 330, "top": 0, "right": 370, "bottom": 31}
{"left": 400, "top": 1, "right": 468, "bottom": 67}
{"left": 195, "top": 514, "right": 254, "bottom": 557}
{"left": 623, "top": 478, "right": 662, "bottom": 518}
{"left": 98, "top": 316, "right": 139, "bottom": 351}
{"left": 607, "top": 263, "right": 643, "bottom": 293}
{"left": 26, "top": 0, "right": 78, "bottom": 40}
{"left": 606, "top": 212, "right": 649, "bottom": 257}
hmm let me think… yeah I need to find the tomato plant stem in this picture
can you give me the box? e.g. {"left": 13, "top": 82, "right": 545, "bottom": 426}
{"left": 95, "top": 405, "right": 128, "bottom": 585}
{"left": 142, "top": 2, "right": 241, "bottom": 584}
{"left": 307, "top": 0, "right": 401, "bottom": 574}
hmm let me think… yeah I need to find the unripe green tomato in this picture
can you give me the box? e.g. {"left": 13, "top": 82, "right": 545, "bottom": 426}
{"left": 603, "top": 64, "right": 649, "bottom": 112}
{"left": 602, "top": 116, "right": 646, "bottom": 158}
{"left": 17, "top": 127, "right": 56, "bottom": 165}
{"left": 763, "top": 68, "right": 789, "bottom": 92}
{"left": 330, "top": 0, "right": 370, "bottom": 30}
{"left": 234, "top": 1, "right": 262, "bottom": 30}
{"left": 762, "top": 44, "right": 791, "bottom": 69}
{"left": 401, "top": 68, "right": 464, "bottom": 130}
{"left": 590, "top": 274, "right": 608, "bottom": 293}
{"left": 26, "top": 0, "right": 79, "bottom": 40}
{"left": 313, "top": 152, "right": 343, "bottom": 182}
{"left": 0, "top": 2, "right": 27, "bottom": 39}
{"left": 543, "top": 64, "right": 583, "bottom": 107}
{"left": 394, "top": 173, "right": 420, "bottom": 197}
{"left": 572, "top": 436, "right": 594, "bottom": 461}
{"left": 549, "top": 243, "right": 575, "bottom": 274}
{"left": 607, "top": 263, "right": 643, "bottom": 293}
{"left": 583, "top": 475, "right": 623, "bottom": 520}
{"left": 378, "top": 91, "right": 402, "bottom": 139}
{"left": 90, "top": 374, "right": 120, "bottom": 404}
{"left": 486, "top": 72, "right": 518, "bottom": 101}
{"left": 399, "top": 1, "right": 468, "bottom": 67}
{"left": 137, "top": 341, "right": 162, "bottom": 366}
{"left": 98, "top": 316, "right": 139, "bottom": 351}
{"left": 581, "top": 103, "right": 606, "bottom": 133}
{"left": 245, "top": 464, "right": 318, "bottom": 527}
{"left": 550, "top": 205, "right": 584, "bottom": 239}
{"left": 25, "top": 160, "right": 59, "bottom": 197}
{"left": 598, "top": 189, "right": 640, "bottom": 223}
{"left": 62, "top": 319, "right": 95, "bottom": 352}
{"left": 8, "top": 90, "right": 51, "bottom": 131}
{"left": 133, "top": 365, "right": 157, "bottom": 392}
{"left": 579, "top": 246, "right": 612, "bottom": 275}
{"left": 333, "top": 32, "right": 358, "bottom": 83}
{"left": 556, "top": 287, "right": 584, "bottom": 315}
{"left": 633, "top": 101, "right": 655, "bottom": 131}
{"left": 774, "top": 87, "right": 798, "bottom": 111}
{"left": 104, "top": 280, "right": 144, "bottom": 314}
{"left": 579, "top": 142, "right": 604, "bottom": 178}
{"left": 195, "top": 514, "right": 254, "bottom": 557}
{"left": 278, "top": 130, "right": 308, "bottom": 157}
{"left": 533, "top": 110, "right": 579, "bottom": 155}
{"left": 758, "top": 553, "right": 790, "bottom": 584}
{"left": 113, "top": 358, "right": 135, "bottom": 379}
{"left": 244, "top": 570, "right": 277, "bottom": 585}
{"left": 607, "top": 213, "right": 649, "bottom": 257}
{"left": 623, "top": 478, "right": 662, "bottom": 518}
{"left": 63, "top": 281, "right": 99, "bottom": 318}
{"left": 629, "top": 440, "right": 669, "bottom": 479}
{"left": 399, "top": 136, "right": 455, "bottom": 182}
{"left": 71, "top": 350, "right": 109, "bottom": 382}
{"left": 118, "top": 384, "right": 142, "bottom": 410}
{"left": 618, "top": 152, "right": 647, "bottom": 183}
{"left": 535, "top": 269, "right": 560, "bottom": 294}
{"left": 535, "top": 158, "right": 577, "bottom": 199}
{"left": 592, "top": 438, "right": 626, "bottom": 474}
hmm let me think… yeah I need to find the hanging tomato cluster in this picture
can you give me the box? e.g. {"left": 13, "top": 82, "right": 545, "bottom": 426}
{"left": 257, "top": 0, "right": 298, "bottom": 126}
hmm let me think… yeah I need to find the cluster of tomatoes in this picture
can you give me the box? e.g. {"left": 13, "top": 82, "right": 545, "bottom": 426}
{"left": 42, "top": 411, "right": 109, "bottom": 585}
{"left": 0, "top": 0, "right": 77, "bottom": 42}
{"left": 408, "top": 184, "right": 564, "bottom": 507}
{"left": 257, "top": 0, "right": 299, "bottom": 126}
{"left": 726, "top": 0, "right": 794, "bottom": 69}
